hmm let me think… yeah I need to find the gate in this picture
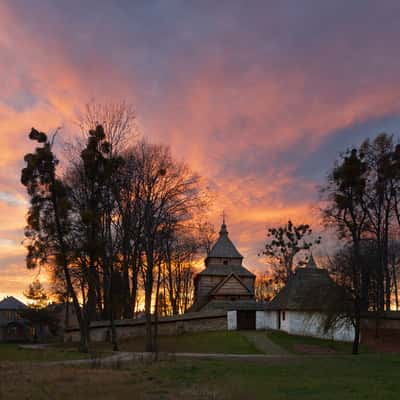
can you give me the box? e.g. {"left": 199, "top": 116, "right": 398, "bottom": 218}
{"left": 236, "top": 310, "right": 256, "bottom": 330}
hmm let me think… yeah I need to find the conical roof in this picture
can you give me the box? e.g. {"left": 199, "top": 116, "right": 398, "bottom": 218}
{"left": 268, "top": 263, "right": 350, "bottom": 311}
{"left": 207, "top": 222, "right": 243, "bottom": 259}
{"left": 305, "top": 253, "right": 318, "bottom": 269}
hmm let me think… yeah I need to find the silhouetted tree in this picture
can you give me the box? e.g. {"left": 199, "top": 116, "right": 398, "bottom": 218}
{"left": 24, "top": 280, "right": 48, "bottom": 310}
{"left": 321, "top": 146, "right": 369, "bottom": 354}
{"left": 260, "top": 220, "right": 321, "bottom": 286}
{"left": 132, "top": 141, "right": 207, "bottom": 352}
{"left": 21, "top": 128, "right": 89, "bottom": 352}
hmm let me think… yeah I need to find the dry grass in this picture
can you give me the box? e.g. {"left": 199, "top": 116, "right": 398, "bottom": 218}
{"left": 0, "top": 362, "right": 220, "bottom": 400}
{"left": 1, "top": 354, "right": 400, "bottom": 400}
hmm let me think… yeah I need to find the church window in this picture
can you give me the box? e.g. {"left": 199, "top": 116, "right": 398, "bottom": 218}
{"left": 282, "top": 311, "right": 286, "bottom": 321}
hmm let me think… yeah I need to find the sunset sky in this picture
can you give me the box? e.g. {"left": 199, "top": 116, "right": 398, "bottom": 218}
{"left": 2, "top": 1, "right": 400, "bottom": 300}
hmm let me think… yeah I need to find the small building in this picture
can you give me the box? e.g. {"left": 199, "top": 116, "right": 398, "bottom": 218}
{"left": 192, "top": 220, "right": 257, "bottom": 316}
{"left": 45, "top": 302, "right": 78, "bottom": 332}
{"left": 255, "top": 255, "right": 355, "bottom": 341}
{"left": 0, "top": 296, "right": 32, "bottom": 342}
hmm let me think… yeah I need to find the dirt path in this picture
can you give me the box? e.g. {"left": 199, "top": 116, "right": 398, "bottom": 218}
{"left": 240, "top": 331, "right": 289, "bottom": 355}
{"left": 47, "top": 350, "right": 299, "bottom": 367}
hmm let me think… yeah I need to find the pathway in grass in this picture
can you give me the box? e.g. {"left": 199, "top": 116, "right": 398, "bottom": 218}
{"left": 266, "top": 330, "right": 366, "bottom": 355}
{"left": 240, "top": 331, "right": 288, "bottom": 355}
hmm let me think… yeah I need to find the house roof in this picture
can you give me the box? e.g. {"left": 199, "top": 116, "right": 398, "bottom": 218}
{"left": 306, "top": 253, "right": 318, "bottom": 269}
{"left": 199, "top": 221, "right": 254, "bottom": 277}
{"left": 206, "top": 222, "right": 243, "bottom": 259}
{"left": 198, "top": 263, "right": 255, "bottom": 277}
{"left": 0, "top": 296, "right": 28, "bottom": 310}
{"left": 198, "top": 299, "right": 261, "bottom": 312}
{"left": 209, "top": 273, "right": 254, "bottom": 296}
{"left": 268, "top": 260, "right": 350, "bottom": 311}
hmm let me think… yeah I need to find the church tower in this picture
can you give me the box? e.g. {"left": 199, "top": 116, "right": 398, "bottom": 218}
{"left": 192, "top": 220, "right": 256, "bottom": 311}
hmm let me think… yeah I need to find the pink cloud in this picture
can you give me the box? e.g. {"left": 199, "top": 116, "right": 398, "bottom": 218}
{"left": 2, "top": 1, "right": 400, "bottom": 296}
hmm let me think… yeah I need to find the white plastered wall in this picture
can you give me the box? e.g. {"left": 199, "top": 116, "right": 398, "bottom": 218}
{"left": 227, "top": 310, "right": 237, "bottom": 330}
{"left": 256, "top": 310, "right": 279, "bottom": 330}
{"left": 255, "top": 310, "right": 355, "bottom": 342}
{"left": 281, "top": 311, "right": 355, "bottom": 342}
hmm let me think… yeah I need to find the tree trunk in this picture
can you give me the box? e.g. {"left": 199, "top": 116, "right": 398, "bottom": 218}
{"left": 121, "top": 252, "right": 132, "bottom": 319}
{"left": 109, "top": 272, "right": 119, "bottom": 352}
{"left": 51, "top": 185, "right": 88, "bottom": 353}
{"left": 144, "top": 249, "right": 154, "bottom": 352}
{"left": 144, "top": 287, "right": 153, "bottom": 352}
{"left": 360, "top": 264, "right": 369, "bottom": 312}
{"left": 153, "top": 260, "right": 162, "bottom": 357}
{"left": 393, "top": 266, "right": 399, "bottom": 311}
{"left": 352, "top": 314, "right": 360, "bottom": 355}
{"left": 384, "top": 265, "right": 391, "bottom": 311}
{"left": 65, "top": 300, "right": 70, "bottom": 329}
{"left": 377, "top": 240, "right": 385, "bottom": 312}
{"left": 167, "top": 255, "right": 178, "bottom": 315}
{"left": 87, "top": 260, "right": 98, "bottom": 323}
{"left": 352, "top": 239, "right": 361, "bottom": 355}
{"left": 131, "top": 254, "right": 140, "bottom": 316}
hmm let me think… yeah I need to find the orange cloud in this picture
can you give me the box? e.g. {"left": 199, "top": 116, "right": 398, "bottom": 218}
{"left": 2, "top": 1, "right": 400, "bottom": 298}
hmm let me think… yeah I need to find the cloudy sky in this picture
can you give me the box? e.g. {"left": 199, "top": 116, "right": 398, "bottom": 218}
{"left": 1, "top": 0, "right": 400, "bottom": 299}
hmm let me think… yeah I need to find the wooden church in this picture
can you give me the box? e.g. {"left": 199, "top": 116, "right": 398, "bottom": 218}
{"left": 192, "top": 220, "right": 256, "bottom": 311}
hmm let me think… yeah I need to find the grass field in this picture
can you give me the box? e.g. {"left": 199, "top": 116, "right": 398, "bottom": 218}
{"left": 0, "top": 343, "right": 91, "bottom": 362}
{"left": 58, "top": 331, "right": 262, "bottom": 354}
{"left": 59, "top": 330, "right": 367, "bottom": 356}
{"left": 0, "top": 354, "right": 399, "bottom": 399}
{"left": 119, "top": 330, "right": 261, "bottom": 354}
{"left": 266, "top": 330, "right": 368, "bottom": 354}
{"left": 1, "top": 331, "right": 399, "bottom": 399}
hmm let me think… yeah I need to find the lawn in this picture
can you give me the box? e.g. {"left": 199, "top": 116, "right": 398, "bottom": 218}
{"left": 0, "top": 343, "right": 91, "bottom": 362}
{"left": 58, "top": 330, "right": 261, "bottom": 355}
{"left": 119, "top": 330, "right": 261, "bottom": 354}
{"left": 0, "top": 354, "right": 399, "bottom": 399}
{"left": 266, "top": 330, "right": 368, "bottom": 354}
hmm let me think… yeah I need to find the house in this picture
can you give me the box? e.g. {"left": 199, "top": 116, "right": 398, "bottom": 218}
{"left": 243, "top": 255, "right": 355, "bottom": 341}
{"left": 45, "top": 302, "right": 78, "bottom": 332}
{"left": 192, "top": 219, "right": 257, "bottom": 313}
{"left": 0, "top": 296, "right": 33, "bottom": 342}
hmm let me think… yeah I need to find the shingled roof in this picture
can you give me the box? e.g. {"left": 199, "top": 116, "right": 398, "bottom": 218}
{"left": 200, "top": 299, "right": 261, "bottom": 312}
{"left": 199, "top": 221, "right": 254, "bottom": 277}
{"left": 198, "top": 263, "right": 255, "bottom": 277}
{"left": 206, "top": 222, "right": 243, "bottom": 259}
{"left": 0, "top": 296, "right": 27, "bottom": 310}
{"left": 268, "top": 256, "right": 350, "bottom": 311}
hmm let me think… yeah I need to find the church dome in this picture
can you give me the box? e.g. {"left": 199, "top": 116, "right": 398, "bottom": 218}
{"left": 206, "top": 221, "right": 243, "bottom": 259}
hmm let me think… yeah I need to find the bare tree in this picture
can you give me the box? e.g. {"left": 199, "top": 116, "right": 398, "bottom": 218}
{"left": 320, "top": 147, "right": 369, "bottom": 354}
{"left": 21, "top": 128, "right": 90, "bottom": 352}
{"left": 77, "top": 101, "right": 137, "bottom": 155}
{"left": 132, "top": 141, "right": 208, "bottom": 352}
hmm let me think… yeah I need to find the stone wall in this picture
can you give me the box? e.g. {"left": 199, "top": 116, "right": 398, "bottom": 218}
{"left": 360, "top": 312, "right": 400, "bottom": 351}
{"left": 361, "top": 311, "right": 400, "bottom": 331}
{"left": 64, "top": 311, "right": 227, "bottom": 342}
